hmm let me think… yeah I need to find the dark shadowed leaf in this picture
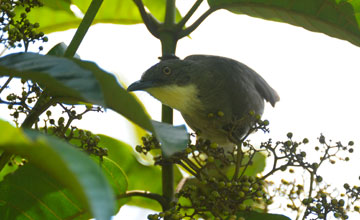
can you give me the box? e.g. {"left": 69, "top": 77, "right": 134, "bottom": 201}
{"left": 0, "top": 52, "right": 152, "bottom": 131}
{"left": 0, "top": 120, "right": 117, "bottom": 220}
{"left": 208, "top": 0, "right": 360, "bottom": 47}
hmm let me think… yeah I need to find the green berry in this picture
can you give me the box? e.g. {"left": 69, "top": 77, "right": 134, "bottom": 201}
{"left": 46, "top": 110, "right": 51, "bottom": 117}
{"left": 135, "top": 145, "right": 142, "bottom": 153}
{"left": 316, "top": 176, "right": 323, "bottom": 182}
{"left": 287, "top": 132, "right": 293, "bottom": 139}
{"left": 58, "top": 117, "right": 65, "bottom": 125}
{"left": 210, "top": 142, "right": 218, "bottom": 149}
{"left": 217, "top": 111, "right": 224, "bottom": 117}
{"left": 238, "top": 204, "right": 246, "bottom": 211}
{"left": 207, "top": 156, "right": 214, "bottom": 163}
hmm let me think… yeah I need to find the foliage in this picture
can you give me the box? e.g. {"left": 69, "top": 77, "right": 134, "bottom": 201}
{"left": 0, "top": 0, "right": 360, "bottom": 220}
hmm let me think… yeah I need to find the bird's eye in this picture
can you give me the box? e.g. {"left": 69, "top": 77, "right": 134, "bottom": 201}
{"left": 162, "top": 66, "right": 171, "bottom": 75}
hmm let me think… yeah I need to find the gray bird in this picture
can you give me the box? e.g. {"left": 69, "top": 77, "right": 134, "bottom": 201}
{"left": 127, "top": 55, "right": 279, "bottom": 147}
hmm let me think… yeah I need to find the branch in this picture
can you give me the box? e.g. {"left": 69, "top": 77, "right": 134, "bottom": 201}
{"left": 178, "top": 7, "right": 217, "bottom": 39}
{"left": 118, "top": 190, "right": 166, "bottom": 208}
{"left": 133, "top": 0, "right": 160, "bottom": 38}
{"left": 0, "top": 76, "right": 13, "bottom": 94}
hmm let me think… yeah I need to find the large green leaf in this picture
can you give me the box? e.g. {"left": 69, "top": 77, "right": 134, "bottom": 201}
{"left": 208, "top": 0, "right": 360, "bottom": 47}
{"left": 15, "top": 2, "right": 79, "bottom": 34}
{"left": 24, "top": 0, "right": 181, "bottom": 33}
{"left": 0, "top": 164, "right": 90, "bottom": 220}
{"left": 40, "top": 0, "right": 73, "bottom": 13}
{"left": 0, "top": 120, "right": 117, "bottom": 220}
{"left": 0, "top": 52, "right": 152, "bottom": 131}
{"left": 97, "top": 134, "right": 183, "bottom": 211}
{"left": 93, "top": 157, "right": 128, "bottom": 213}
{"left": 236, "top": 210, "right": 291, "bottom": 220}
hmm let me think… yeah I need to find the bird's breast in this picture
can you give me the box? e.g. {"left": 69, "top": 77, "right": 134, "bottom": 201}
{"left": 146, "top": 84, "right": 204, "bottom": 114}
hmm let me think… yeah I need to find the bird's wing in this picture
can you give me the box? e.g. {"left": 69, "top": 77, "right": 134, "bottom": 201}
{"left": 185, "top": 54, "right": 280, "bottom": 107}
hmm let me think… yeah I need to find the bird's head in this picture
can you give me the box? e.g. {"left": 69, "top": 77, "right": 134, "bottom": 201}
{"left": 127, "top": 58, "right": 201, "bottom": 113}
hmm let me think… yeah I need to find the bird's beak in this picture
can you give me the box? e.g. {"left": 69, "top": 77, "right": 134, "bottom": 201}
{"left": 127, "top": 80, "right": 155, "bottom": 92}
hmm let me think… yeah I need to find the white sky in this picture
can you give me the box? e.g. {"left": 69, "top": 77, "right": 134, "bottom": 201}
{"left": 3, "top": 1, "right": 360, "bottom": 219}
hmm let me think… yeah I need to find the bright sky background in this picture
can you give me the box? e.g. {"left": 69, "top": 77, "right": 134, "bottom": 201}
{"left": 3, "top": 1, "right": 360, "bottom": 219}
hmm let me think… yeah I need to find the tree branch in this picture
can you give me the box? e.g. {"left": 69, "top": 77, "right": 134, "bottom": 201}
{"left": 118, "top": 190, "right": 166, "bottom": 208}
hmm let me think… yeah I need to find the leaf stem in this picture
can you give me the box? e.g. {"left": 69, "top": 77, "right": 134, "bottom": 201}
{"left": 133, "top": 0, "right": 160, "bottom": 38}
{"left": 178, "top": 7, "right": 217, "bottom": 38}
{"left": 64, "top": 0, "right": 104, "bottom": 58}
{"left": 176, "top": 0, "right": 203, "bottom": 29}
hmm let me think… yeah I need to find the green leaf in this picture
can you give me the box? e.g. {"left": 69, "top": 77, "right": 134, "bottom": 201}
{"left": 24, "top": 0, "right": 181, "bottom": 33}
{"left": 236, "top": 211, "right": 291, "bottom": 220}
{"left": 0, "top": 120, "right": 117, "bottom": 220}
{"left": 208, "top": 0, "right": 360, "bottom": 47}
{"left": 40, "top": 0, "right": 73, "bottom": 13}
{"left": 15, "top": 3, "right": 79, "bottom": 33}
{"left": 0, "top": 164, "right": 90, "bottom": 220}
{"left": 92, "top": 157, "right": 128, "bottom": 212}
{"left": 151, "top": 121, "right": 189, "bottom": 157}
{"left": 97, "top": 134, "right": 183, "bottom": 211}
{"left": 225, "top": 152, "right": 266, "bottom": 179}
{"left": 72, "top": 0, "right": 182, "bottom": 24}
{"left": 0, "top": 52, "right": 152, "bottom": 131}
{"left": 243, "top": 152, "right": 266, "bottom": 176}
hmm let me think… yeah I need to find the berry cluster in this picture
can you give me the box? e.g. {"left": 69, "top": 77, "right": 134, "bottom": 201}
{"left": 0, "top": 0, "right": 47, "bottom": 50}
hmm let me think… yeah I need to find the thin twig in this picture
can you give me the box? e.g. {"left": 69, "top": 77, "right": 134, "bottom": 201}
{"left": 0, "top": 76, "right": 13, "bottom": 94}
{"left": 232, "top": 143, "right": 244, "bottom": 181}
{"left": 239, "top": 149, "right": 256, "bottom": 178}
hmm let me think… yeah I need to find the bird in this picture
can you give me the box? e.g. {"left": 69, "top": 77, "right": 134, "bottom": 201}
{"left": 127, "top": 55, "right": 279, "bottom": 148}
